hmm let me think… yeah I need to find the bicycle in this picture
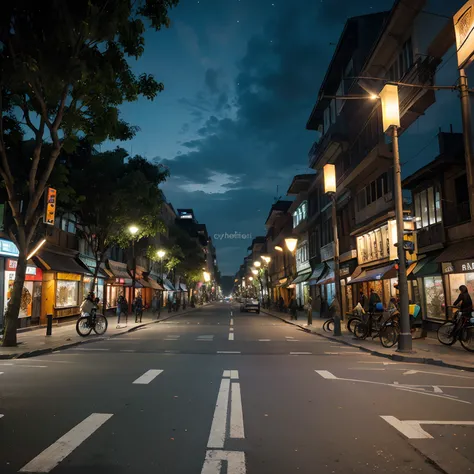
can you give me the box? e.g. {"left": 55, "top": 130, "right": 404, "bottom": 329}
{"left": 76, "top": 308, "right": 108, "bottom": 337}
{"left": 353, "top": 310, "right": 385, "bottom": 340}
{"left": 437, "top": 307, "right": 474, "bottom": 352}
{"left": 322, "top": 314, "right": 362, "bottom": 334}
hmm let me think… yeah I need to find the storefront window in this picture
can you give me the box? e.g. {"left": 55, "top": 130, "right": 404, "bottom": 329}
{"left": 449, "top": 273, "right": 474, "bottom": 307}
{"left": 424, "top": 276, "right": 445, "bottom": 320}
{"left": 56, "top": 280, "right": 79, "bottom": 307}
{"left": 427, "top": 188, "right": 436, "bottom": 225}
{"left": 420, "top": 190, "right": 428, "bottom": 227}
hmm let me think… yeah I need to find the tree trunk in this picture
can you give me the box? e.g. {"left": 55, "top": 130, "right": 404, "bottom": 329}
{"left": 2, "top": 250, "right": 28, "bottom": 347}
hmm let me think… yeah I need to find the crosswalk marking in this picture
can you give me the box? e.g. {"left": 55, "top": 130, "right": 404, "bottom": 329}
{"left": 133, "top": 369, "right": 163, "bottom": 385}
{"left": 19, "top": 413, "right": 113, "bottom": 472}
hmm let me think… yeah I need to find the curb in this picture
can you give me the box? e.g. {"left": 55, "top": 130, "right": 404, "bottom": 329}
{"left": 1, "top": 304, "right": 212, "bottom": 360}
{"left": 262, "top": 310, "right": 474, "bottom": 373}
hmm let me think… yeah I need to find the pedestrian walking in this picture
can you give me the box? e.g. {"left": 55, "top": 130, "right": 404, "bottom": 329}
{"left": 116, "top": 294, "right": 128, "bottom": 328}
{"left": 289, "top": 297, "right": 297, "bottom": 320}
{"left": 134, "top": 294, "right": 143, "bottom": 323}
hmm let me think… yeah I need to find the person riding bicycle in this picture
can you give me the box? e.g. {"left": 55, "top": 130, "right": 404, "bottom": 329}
{"left": 452, "top": 285, "right": 473, "bottom": 317}
{"left": 80, "top": 292, "right": 96, "bottom": 323}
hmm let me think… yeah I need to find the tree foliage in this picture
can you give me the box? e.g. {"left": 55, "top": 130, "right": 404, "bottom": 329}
{"left": 0, "top": 0, "right": 178, "bottom": 346}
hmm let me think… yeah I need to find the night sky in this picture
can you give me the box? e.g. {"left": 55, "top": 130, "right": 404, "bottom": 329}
{"left": 108, "top": 0, "right": 468, "bottom": 275}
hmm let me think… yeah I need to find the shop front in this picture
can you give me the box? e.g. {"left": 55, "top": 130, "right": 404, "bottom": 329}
{"left": 162, "top": 278, "right": 176, "bottom": 307}
{"left": 291, "top": 270, "right": 311, "bottom": 308}
{"left": 340, "top": 260, "right": 358, "bottom": 315}
{"left": 77, "top": 254, "right": 108, "bottom": 305}
{"left": 105, "top": 260, "right": 131, "bottom": 311}
{"left": 134, "top": 266, "right": 163, "bottom": 308}
{"left": 0, "top": 238, "right": 21, "bottom": 328}
{"left": 4, "top": 258, "right": 43, "bottom": 327}
{"left": 436, "top": 240, "right": 474, "bottom": 320}
{"left": 34, "top": 246, "right": 90, "bottom": 324}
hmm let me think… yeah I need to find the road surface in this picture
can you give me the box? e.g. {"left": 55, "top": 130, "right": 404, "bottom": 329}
{"left": 1, "top": 302, "right": 473, "bottom": 473}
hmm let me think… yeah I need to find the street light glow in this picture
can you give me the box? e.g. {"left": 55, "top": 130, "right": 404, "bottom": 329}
{"left": 253, "top": 261, "right": 261, "bottom": 268}
{"left": 323, "top": 164, "right": 337, "bottom": 194}
{"left": 157, "top": 249, "right": 166, "bottom": 258}
{"left": 128, "top": 225, "right": 139, "bottom": 235}
{"left": 248, "top": 276, "right": 253, "bottom": 281}
{"left": 203, "top": 271, "right": 211, "bottom": 282}
{"left": 285, "top": 238, "right": 298, "bottom": 253}
{"left": 261, "top": 255, "right": 271, "bottom": 263}
{"left": 379, "top": 84, "right": 400, "bottom": 132}
{"left": 251, "top": 269, "right": 258, "bottom": 275}
{"left": 274, "top": 245, "right": 283, "bottom": 252}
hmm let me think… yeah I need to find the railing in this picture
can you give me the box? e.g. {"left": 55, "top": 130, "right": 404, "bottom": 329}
{"left": 444, "top": 201, "right": 471, "bottom": 227}
{"left": 416, "top": 222, "right": 445, "bottom": 249}
{"left": 308, "top": 121, "right": 348, "bottom": 169}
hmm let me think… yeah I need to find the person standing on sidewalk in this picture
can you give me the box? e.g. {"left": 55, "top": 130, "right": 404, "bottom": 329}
{"left": 134, "top": 294, "right": 143, "bottom": 323}
{"left": 116, "top": 294, "right": 128, "bottom": 328}
{"left": 289, "top": 297, "right": 298, "bottom": 320}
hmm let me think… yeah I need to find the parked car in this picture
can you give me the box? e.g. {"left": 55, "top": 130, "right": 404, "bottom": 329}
{"left": 240, "top": 298, "right": 260, "bottom": 313}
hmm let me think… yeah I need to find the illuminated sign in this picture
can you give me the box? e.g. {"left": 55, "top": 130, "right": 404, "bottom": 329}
{"left": 454, "top": 1, "right": 474, "bottom": 69}
{"left": 44, "top": 187, "right": 57, "bottom": 225}
{"left": 0, "top": 239, "right": 19, "bottom": 257}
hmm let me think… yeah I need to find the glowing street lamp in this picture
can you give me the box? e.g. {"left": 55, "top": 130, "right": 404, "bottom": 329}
{"left": 261, "top": 255, "right": 271, "bottom": 264}
{"left": 203, "top": 271, "right": 211, "bottom": 282}
{"left": 274, "top": 245, "right": 283, "bottom": 252}
{"left": 379, "top": 83, "right": 411, "bottom": 353}
{"left": 323, "top": 163, "right": 342, "bottom": 336}
{"left": 128, "top": 225, "right": 140, "bottom": 304}
{"left": 157, "top": 249, "right": 166, "bottom": 284}
{"left": 253, "top": 261, "right": 261, "bottom": 268}
{"left": 251, "top": 269, "right": 258, "bottom": 275}
{"left": 284, "top": 238, "right": 298, "bottom": 253}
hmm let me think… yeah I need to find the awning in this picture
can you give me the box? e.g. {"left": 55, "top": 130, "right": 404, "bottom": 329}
{"left": 317, "top": 270, "right": 335, "bottom": 285}
{"left": 435, "top": 239, "right": 474, "bottom": 263}
{"left": 180, "top": 283, "right": 188, "bottom": 291}
{"left": 77, "top": 254, "right": 108, "bottom": 278}
{"left": 107, "top": 260, "right": 130, "bottom": 280}
{"left": 309, "top": 263, "right": 326, "bottom": 283}
{"left": 349, "top": 264, "right": 397, "bottom": 284}
{"left": 146, "top": 277, "right": 164, "bottom": 290}
{"left": 34, "top": 249, "right": 89, "bottom": 275}
{"left": 291, "top": 271, "right": 312, "bottom": 285}
{"left": 412, "top": 255, "right": 441, "bottom": 278}
{"left": 162, "top": 279, "right": 175, "bottom": 291}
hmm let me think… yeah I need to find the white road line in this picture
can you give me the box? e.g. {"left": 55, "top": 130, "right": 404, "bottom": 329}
{"left": 228, "top": 333, "right": 235, "bottom": 341}
{"left": 358, "top": 361, "right": 398, "bottom": 365}
{"left": 380, "top": 416, "right": 433, "bottom": 439}
{"left": 230, "top": 382, "right": 245, "bottom": 439}
{"left": 120, "top": 350, "right": 136, "bottom": 353}
{"left": 231, "top": 370, "right": 239, "bottom": 380}
{"left": 286, "top": 339, "right": 300, "bottom": 342}
{"left": 348, "top": 368, "right": 386, "bottom": 371}
{"left": 395, "top": 387, "right": 471, "bottom": 404}
{"left": 0, "top": 414, "right": 3, "bottom": 418}
{"left": 75, "top": 348, "right": 110, "bottom": 351}
{"left": 258, "top": 339, "right": 271, "bottom": 342}
{"left": 433, "top": 386, "right": 443, "bottom": 393}
{"left": 132, "top": 369, "right": 163, "bottom": 385}
{"left": 230, "top": 318, "right": 234, "bottom": 326}
{"left": 201, "top": 450, "right": 245, "bottom": 474}
{"left": 223, "top": 370, "right": 231, "bottom": 377}
{"left": 285, "top": 336, "right": 294, "bottom": 339}
{"left": 229, "top": 327, "right": 234, "bottom": 332}
{"left": 217, "top": 351, "right": 241, "bottom": 354}
{"left": 25, "top": 359, "right": 74, "bottom": 364}
{"left": 19, "top": 413, "right": 113, "bottom": 472}
{"left": 315, "top": 370, "right": 338, "bottom": 379}
{"left": 290, "top": 352, "right": 312, "bottom": 355}
{"left": 207, "top": 378, "right": 230, "bottom": 448}
{"left": 400, "top": 369, "right": 474, "bottom": 379}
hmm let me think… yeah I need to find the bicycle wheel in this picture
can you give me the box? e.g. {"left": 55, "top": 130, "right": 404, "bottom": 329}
{"left": 437, "top": 321, "right": 456, "bottom": 345}
{"left": 323, "top": 319, "right": 334, "bottom": 333}
{"left": 347, "top": 317, "right": 361, "bottom": 334}
{"left": 76, "top": 317, "right": 92, "bottom": 337}
{"left": 460, "top": 326, "right": 474, "bottom": 352}
{"left": 380, "top": 324, "right": 399, "bottom": 348}
{"left": 354, "top": 321, "right": 369, "bottom": 339}
{"left": 93, "top": 314, "right": 108, "bottom": 335}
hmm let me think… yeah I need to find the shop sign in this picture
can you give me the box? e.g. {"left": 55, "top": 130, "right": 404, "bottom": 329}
{"left": 5, "top": 259, "right": 42, "bottom": 281}
{"left": 115, "top": 278, "right": 125, "bottom": 284}
{"left": 0, "top": 239, "right": 19, "bottom": 257}
{"left": 44, "top": 187, "right": 57, "bottom": 225}
{"left": 340, "top": 266, "right": 350, "bottom": 277}
{"left": 356, "top": 220, "right": 398, "bottom": 265}
{"left": 57, "top": 272, "right": 81, "bottom": 281}
{"left": 442, "top": 260, "right": 474, "bottom": 274}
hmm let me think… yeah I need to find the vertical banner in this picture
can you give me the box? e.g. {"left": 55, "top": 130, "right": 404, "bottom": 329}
{"left": 44, "top": 187, "right": 57, "bottom": 225}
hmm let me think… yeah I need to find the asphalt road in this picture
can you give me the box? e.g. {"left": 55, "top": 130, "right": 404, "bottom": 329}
{"left": 1, "top": 302, "right": 474, "bottom": 474}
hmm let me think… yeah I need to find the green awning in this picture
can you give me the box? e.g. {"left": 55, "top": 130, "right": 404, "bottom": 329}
{"left": 413, "top": 255, "right": 441, "bottom": 278}
{"left": 309, "top": 263, "right": 326, "bottom": 283}
{"left": 291, "top": 271, "right": 312, "bottom": 285}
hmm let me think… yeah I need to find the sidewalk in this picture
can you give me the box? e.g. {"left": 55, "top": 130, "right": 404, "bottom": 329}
{"left": 0, "top": 304, "right": 210, "bottom": 359}
{"left": 262, "top": 308, "right": 474, "bottom": 372}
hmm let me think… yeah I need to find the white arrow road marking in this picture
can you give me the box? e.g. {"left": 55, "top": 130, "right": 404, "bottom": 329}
{"left": 133, "top": 369, "right": 163, "bottom": 385}
{"left": 201, "top": 450, "right": 245, "bottom": 474}
{"left": 315, "top": 370, "right": 338, "bottom": 379}
{"left": 433, "top": 386, "right": 443, "bottom": 393}
{"left": 381, "top": 416, "right": 474, "bottom": 440}
{"left": 19, "top": 413, "right": 113, "bottom": 472}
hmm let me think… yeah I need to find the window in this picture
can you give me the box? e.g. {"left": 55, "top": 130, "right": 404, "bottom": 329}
{"left": 336, "top": 80, "right": 344, "bottom": 115}
{"left": 387, "top": 38, "right": 413, "bottom": 81}
{"left": 58, "top": 213, "right": 77, "bottom": 234}
{"left": 56, "top": 280, "right": 79, "bottom": 308}
{"left": 424, "top": 276, "right": 445, "bottom": 320}
{"left": 414, "top": 186, "right": 442, "bottom": 228}
{"left": 293, "top": 201, "right": 308, "bottom": 228}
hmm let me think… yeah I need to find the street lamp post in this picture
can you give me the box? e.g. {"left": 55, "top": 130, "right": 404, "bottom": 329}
{"left": 380, "top": 84, "right": 412, "bottom": 352}
{"left": 128, "top": 225, "right": 139, "bottom": 310}
{"left": 157, "top": 249, "right": 166, "bottom": 308}
{"left": 323, "top": 164, "right": 342, "bottom": 337}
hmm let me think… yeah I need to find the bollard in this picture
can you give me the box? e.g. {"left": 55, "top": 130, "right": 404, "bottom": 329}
{"left": 46, "top": 314, "right": 53, "bottom": 336}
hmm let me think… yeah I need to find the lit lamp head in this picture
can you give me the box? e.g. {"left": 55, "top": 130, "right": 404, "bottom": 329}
{"left": 379, "top": 84, "right": 400, "bottom": 133}
{"left": 274, "top": 245, "right": 283, "bottom": 252}
{"left": 253, "top": 261, "right": 261, "bottom": 268}
{"left": 285, "top": 238, "right": 298, "bottom": 253}
{"left": 157, "top": 250, "right": 166, "bottom": 259}
{"left": 128, "top": 225, "right": 139, "bottom": 236}
{"left": 261, "top": 255, "right": 271, "bottom": 264}
{"left": 323, "top": 163, "right": 336, "bottom": 195}
{"left": 203, "top": 271, "right": 211, "bottom": 282}
{"left": 251, "top": 269, "right": 258, "bottom": 275}
{"left": 248, "top": 276, "right": 253, "bottom": 281}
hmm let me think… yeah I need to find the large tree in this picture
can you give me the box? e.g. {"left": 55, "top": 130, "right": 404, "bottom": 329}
{"left": 0, "top": 0, "right": 179, "bottom": 346}
{"left": 65, "top": 146, "right": 169, "bottom": 293}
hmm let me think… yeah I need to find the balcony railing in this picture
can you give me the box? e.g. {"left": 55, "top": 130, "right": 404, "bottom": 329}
{"left": 416, "top": 222, "right": 445, "bottom": 249}
{"left": 308, "top": 120, "right": 348, "bottom": 169}
{"left": 444, "top": 201, "right": 471, "bottom": 227}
